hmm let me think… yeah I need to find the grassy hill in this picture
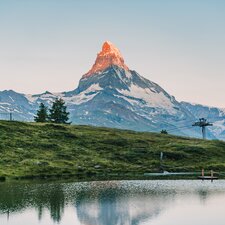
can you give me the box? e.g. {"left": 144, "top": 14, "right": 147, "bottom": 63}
{"left": 0, "top": 120, "right": 225, "bottom": 180}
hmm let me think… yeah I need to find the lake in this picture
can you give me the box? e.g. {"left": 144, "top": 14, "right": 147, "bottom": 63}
{"left": 0, "top": 180, "right": 225, "bottom": 225}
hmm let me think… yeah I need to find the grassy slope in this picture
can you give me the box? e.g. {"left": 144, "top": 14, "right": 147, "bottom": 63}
{"left": 0, "top": 120, "right": 225, "bottom": 180}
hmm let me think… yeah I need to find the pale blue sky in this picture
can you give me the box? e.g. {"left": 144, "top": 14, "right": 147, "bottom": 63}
{"left": 0, "top": 0, "right": 225, "bottom": 107}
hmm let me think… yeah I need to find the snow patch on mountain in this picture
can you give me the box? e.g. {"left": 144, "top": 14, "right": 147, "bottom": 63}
{"left": 125, "top": 70, "right": 132, "bottom": 79}
{"left": 219, "top": 109, "right": 225, "bottom": 117}
{"left": 64, "top": 84, "right": 102, "bottom": 105}
{"left": 114, "top": 95, "right": 140, "bottom": 107}
{"left": 25, "top": 92, "right": 61, "bottom": 104}
{"left": 118, "top": 84, "right": 177, "bottom": 114}
{"left": 25, "top": 94, "right": 37, "bottom": 103}
{"left": 212, "top": 120, "right": 225, "bottom": 136}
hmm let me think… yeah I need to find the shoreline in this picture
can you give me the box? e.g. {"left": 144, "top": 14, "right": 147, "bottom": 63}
{"left": 1, "top": 172, "right": 223, "bottom": 183}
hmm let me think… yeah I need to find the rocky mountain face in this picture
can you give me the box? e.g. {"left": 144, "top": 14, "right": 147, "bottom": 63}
{"left": 0, "top": 41, "right": 223, "bottom": 140}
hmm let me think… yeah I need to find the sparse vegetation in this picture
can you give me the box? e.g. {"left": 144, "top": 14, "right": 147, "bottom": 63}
{"left": 0, "top": 120, "right": 225, "bottom": 180}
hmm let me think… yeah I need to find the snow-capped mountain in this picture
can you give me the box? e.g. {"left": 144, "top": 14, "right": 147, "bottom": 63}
{"left": 0, "top": 41, "right": 223, "bottom": 139}
{"left": 0, "top": 90, "right": 35, "bottom": 121}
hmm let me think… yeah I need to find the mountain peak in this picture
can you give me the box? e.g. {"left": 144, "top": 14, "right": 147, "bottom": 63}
{"left": 102, "top": 41, "right": 120, "bottom": 56}
{"left": 83, "top": 41, "right": 129, "bottom": 78}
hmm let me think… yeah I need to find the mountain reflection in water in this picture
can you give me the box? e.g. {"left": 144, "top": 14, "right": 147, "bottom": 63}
{"left": 0, "top": 180, "right": 225, "bottom": 225}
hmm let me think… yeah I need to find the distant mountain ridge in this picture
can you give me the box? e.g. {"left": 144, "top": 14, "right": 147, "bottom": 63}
{"left": 0, "top": 41, "right": 224, "bottom": 140}
{"left": 181, "top": 102, "right": 225, "bottom": 140}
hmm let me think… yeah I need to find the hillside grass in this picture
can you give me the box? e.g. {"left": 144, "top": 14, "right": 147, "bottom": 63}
{"left": 0, "top": 120, "right": 225, "bottom": 180}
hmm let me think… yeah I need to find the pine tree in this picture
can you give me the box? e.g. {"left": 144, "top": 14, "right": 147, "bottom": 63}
{"left": 49, "top": 98, "right": 70, "bottom": 124}
{"left": 160, "top": 129, "right": 168, "bottom": 134}
{"left": 34, "top": 103, "right": 48, "bottom": 122}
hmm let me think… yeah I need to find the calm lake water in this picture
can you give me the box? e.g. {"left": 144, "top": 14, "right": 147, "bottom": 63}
{"left": 0, "top": 180, "right": 225, "bottom": 225}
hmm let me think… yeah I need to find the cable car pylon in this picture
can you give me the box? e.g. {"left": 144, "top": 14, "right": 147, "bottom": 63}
{"left": 192, "top": 118, "right": 213, "bottom": 139}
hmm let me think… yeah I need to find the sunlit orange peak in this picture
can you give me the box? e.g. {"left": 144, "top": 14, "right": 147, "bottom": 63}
{"left": 83, "top": 41, "right": 129, "bottom": 78}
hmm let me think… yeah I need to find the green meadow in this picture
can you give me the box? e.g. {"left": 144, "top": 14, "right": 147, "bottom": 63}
{"left": 0, "top": 121, "right": 225, "bottom": 181}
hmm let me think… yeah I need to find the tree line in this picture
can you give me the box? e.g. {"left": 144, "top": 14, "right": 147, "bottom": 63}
{"left": 34, "top": 98, "right": 70, "bottom": 124}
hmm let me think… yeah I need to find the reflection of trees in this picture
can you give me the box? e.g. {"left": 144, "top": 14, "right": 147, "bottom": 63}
{"left": 0, "top": 181, "right": 176, "bottom": 224}
{"left": 0, "top": 182, "right": 31, "bottom": 214}
{"left": 33, "top": 184, "right": 65, "bottom": 222}
{"left": 75, "top": 184, "right": 175, "bottom": 225}
{"left": 0, "top": 180, "right": 216, "bottom": 225}
{"left": 197, "top": 189, "right": 208, "bottom": 204}
{"left": 49, "top": 188, "right": 65, "bottom": 223}
{"left": 0, "top": 182, "right": 65, "bottom": 223}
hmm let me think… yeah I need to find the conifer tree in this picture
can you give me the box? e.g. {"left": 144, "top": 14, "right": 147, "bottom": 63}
{"left": 49, "top": 98, "right": 70, "bottom": 124}
{"left": 160, "top": 129, "right": 168, "bottom": 134}
{"left": 34, "top": 103, "right": 48, "bottom": 122}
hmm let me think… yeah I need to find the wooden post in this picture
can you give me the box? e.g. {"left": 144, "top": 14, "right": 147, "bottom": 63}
{"left": 211, "top": 170, "right": 213, "bottom": 177}
{"left": 211, "top": 170, "right": 214, "bottom": 182}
